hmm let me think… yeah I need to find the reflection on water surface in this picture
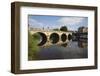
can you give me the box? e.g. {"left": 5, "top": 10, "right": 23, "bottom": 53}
{"left": 37, "top": 39, "right": 88, "bottom": 60}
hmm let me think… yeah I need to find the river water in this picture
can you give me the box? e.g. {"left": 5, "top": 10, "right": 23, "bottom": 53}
{"left": 37, "top": 40, "right": 88, "bottom": 60}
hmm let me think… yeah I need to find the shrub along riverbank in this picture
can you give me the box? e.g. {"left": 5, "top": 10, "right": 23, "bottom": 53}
{"left": 28, "top": 32, "right": 40, "bottom": 60}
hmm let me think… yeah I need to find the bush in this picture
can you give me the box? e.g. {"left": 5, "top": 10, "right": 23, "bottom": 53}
{"left": 28, "top": 32, "right": 39, "bottom": 60}
{"left": 60, "top": 26, "right": 68, "bottom": 32}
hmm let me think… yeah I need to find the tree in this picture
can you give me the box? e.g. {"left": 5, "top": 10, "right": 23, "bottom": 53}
{"left": 53, "top": 28, "right": 59, "bottom": 31}
{"left": 60, "top": 26, "right": 68, "bottom": 32}
{"left": 28, "top": 32, "right": 39, "bottom": 60}
{"left": 78, "top": 26, "right": 85, "bottom": 32}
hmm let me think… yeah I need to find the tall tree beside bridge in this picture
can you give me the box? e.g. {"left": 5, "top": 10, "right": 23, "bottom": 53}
{"left": 60, "top": 26, "right": 68, "bottom": 32}
{"left": 28, "top": 31, "right": 39, "bottom": 60}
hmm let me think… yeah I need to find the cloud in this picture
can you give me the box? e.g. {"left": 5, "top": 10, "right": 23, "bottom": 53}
{"left": 58, "top": 17, "right": 85, "bottom": 25}
{"left": 28, "top": 18, "right": 44, "bottom": 28}
{"left": 28, "top": 16, "right": 87, "bottom": 31}
{"left": 57, "top": 17, "right": 87, "bottom": 31}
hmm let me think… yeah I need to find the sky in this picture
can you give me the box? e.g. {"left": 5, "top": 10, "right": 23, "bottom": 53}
{"left": 28, "top": 15, "right": 88, "bottom": 31}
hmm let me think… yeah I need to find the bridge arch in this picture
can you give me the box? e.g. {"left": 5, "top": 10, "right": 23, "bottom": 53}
{"left": 49, "top": 33, "right": 59, "bottom": 44}
{"left": 32, "top": 32, "right": 47, "bottom": 46}
{"left": 68, "top": 34, "right": 72, "bottom": 41}
{"left": 30, "top": 30, "right": 73, "bottom": 46}
{"left": 61, "top": 33, "right": 67, "bottom": 42}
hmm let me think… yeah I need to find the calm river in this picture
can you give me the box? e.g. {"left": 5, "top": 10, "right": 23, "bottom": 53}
{"left": 37, "top": 39, "right": 88, "bottom": 60}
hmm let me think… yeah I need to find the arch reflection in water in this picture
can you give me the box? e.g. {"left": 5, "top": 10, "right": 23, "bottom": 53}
{"left": 61, "top": 43, "right": 68, "bottom": 47}
{"left": 78, "top": 40, "right": 87, "bottom": 48}
{"left": 50, "top": 33, "right": 59, "bottom": 44}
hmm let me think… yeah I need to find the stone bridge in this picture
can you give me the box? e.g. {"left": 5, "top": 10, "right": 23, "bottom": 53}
{"left": 30, "top": 30, "right": 73, "bottom": 47}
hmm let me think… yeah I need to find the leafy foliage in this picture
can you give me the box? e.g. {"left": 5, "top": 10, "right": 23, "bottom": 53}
{"left": 60, "top": 26, "right": 68, "bottom": 32}
{"left": 53, "top": 28, "right": 60, "bottom": 31}
{"left": 28, "top": 32, "right": 40, "bottom": 60}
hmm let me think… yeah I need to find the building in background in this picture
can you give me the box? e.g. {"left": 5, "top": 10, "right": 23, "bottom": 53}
{"left": 78, "top": 27, "right": 88, "bottom": 33}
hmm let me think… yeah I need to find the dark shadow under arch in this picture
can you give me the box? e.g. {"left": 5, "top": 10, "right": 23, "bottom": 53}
{"left": 49, "top": 33, "right": 59, "bottom": 44}
{"left": 61, "top": 33, "right": 67, "bottom": 42}
{"left": 32, "top": 32, "right": 47, "bottom": 46}
{"left": 68, "top": 34, "right": 72, "bottom": 41}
